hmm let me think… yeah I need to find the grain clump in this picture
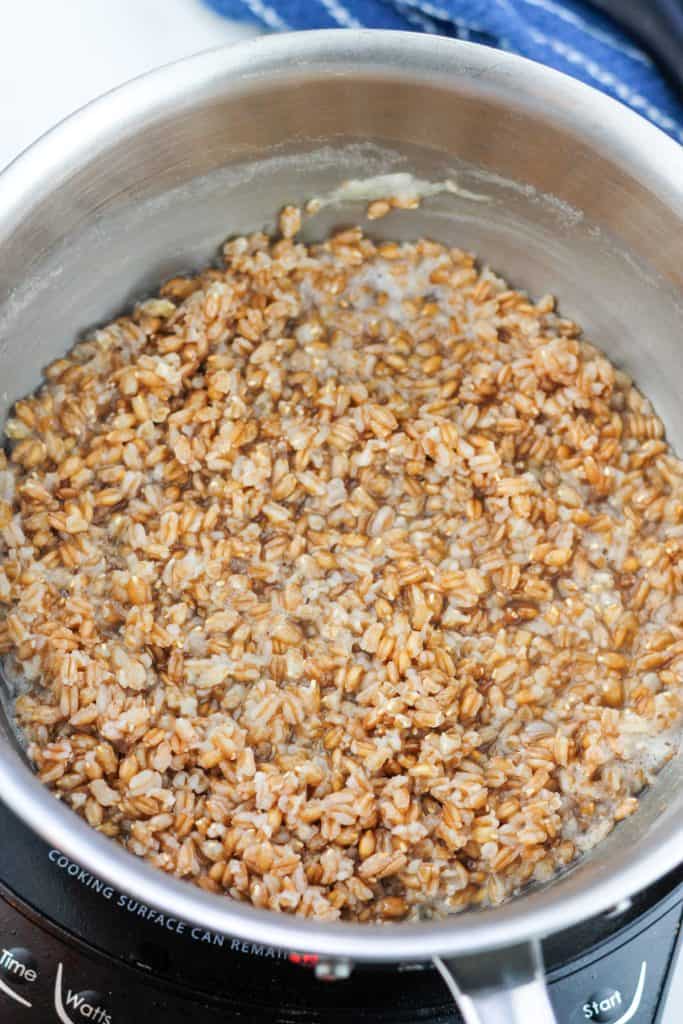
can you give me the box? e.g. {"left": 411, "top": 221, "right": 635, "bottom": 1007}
{"left": 2, "top": 209, "right": 683, "bottom": 922}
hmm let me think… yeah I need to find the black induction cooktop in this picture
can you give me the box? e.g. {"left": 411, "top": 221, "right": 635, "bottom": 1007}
{"left": 0, "top": 797, "right": 681, "bottom": 1023}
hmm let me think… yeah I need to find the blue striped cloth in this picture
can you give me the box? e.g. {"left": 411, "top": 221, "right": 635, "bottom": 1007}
{"left": 204, "top": 0, "right": 683, "bottom": 143}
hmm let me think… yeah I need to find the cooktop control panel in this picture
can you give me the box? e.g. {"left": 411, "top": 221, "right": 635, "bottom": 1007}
{"left": 0, "top": 872, "right": 681, "bottom": 1023}
{"left": 548, "top": 902, "right": 682, "bottom": 1023}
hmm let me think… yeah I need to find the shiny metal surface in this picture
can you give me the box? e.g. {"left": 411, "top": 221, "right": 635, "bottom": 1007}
{"left": 434, "top": 943, "right": 557, "bottom": 1024}
{"left": 0, "top": 30, "right": 682, "bottom": 966}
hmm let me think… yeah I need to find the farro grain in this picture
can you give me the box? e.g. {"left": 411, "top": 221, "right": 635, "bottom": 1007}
{"left": 1, "top": 210, "right": 682, "bottom": 922}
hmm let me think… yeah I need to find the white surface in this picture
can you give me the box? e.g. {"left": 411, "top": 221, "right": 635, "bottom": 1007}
{"left": 0, "top": 0, "right": 259, "bottom": 170}
{"left": 0, "top": 2, "right": 682, "bottom": 1019}
{"left": 666, "top": 941, "right": 683, "bottom": 1022}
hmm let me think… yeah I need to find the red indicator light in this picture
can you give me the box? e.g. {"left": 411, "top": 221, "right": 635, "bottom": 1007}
{"left": 289, "top": 952, "right": 320, "bottom": 967}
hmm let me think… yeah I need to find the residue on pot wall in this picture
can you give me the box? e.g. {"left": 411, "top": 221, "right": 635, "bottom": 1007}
{"left": 305, "top": 172, "right": 490, "bottom": 214}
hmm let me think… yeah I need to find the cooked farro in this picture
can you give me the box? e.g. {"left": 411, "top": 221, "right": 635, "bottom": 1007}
{"left": 1, "top": 211, "right": 683, "bottom": 922}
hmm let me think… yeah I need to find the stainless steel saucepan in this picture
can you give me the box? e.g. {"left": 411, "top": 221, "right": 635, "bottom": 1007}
{"left": 0, "top": 30, "right": 682, "bottom": 1024}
